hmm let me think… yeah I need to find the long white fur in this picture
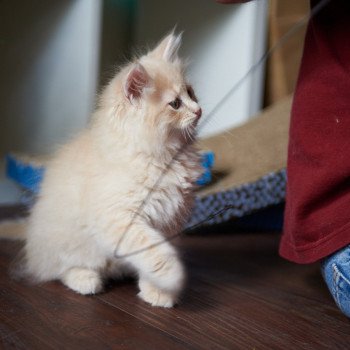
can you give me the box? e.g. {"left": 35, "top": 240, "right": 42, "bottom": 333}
{"left": 0, "top": 33, "right": 202, "bottom": 308}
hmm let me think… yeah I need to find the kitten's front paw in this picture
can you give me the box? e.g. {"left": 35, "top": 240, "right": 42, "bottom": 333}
{"left": 62, "top": 267, "right": 103, "bottom": 295}
{"left": 138, "top": 280, "right": 176, "bottom": 308}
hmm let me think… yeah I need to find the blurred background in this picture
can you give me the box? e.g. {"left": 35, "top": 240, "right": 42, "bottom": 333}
{"left": 0, "top": 0, "right": 309, "bottom": 204}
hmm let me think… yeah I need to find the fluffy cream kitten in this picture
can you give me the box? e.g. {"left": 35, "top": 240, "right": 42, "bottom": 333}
{"left": 1, "top": 33, "right": 203, "bottom": 307}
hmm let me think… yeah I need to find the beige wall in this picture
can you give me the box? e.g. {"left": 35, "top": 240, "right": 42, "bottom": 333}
{"left": 265, "top": 0, "right": 309, "bottom": 105}
{"left": 0, "top": 0, "right": 101, "bottom": 157}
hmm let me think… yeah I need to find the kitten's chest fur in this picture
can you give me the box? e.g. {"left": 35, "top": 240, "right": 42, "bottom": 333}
{"left": 142, "top": 148, "right": 202, "bottom": 233}
{"left": 99, "top": 146, "right": 202, "bottom": 235}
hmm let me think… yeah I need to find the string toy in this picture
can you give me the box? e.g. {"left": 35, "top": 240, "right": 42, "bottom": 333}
{"left": 112, "top": 0, "right": 332, "bottom": 259}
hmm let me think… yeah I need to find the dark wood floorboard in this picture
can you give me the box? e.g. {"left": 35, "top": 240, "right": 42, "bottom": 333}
{"left": 0, "top": 206, "right": 349, "bottom": 349}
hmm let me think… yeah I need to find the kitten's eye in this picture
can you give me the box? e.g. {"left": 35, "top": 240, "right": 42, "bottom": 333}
{"left": 169, "top": 97, "right": 182, "bottom": 110}
{"left": 186, "top": 86, "right": 197, "bottom": 102}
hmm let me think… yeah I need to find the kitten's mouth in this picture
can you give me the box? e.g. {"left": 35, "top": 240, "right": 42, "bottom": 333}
{"left": 192, "top": 119, "right": 199, "bottom": 128}
{"left": 184, "top": 119, "right": 198, "bottom": 129}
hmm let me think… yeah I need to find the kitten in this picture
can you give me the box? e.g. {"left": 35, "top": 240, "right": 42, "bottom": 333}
{"left": 0, "top": 33, "right": 203, "bottom": 307}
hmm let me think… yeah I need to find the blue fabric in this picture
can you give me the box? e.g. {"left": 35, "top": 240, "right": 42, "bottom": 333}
{"left": 5, "top": 154, "right": 44, "bottom": 194}
{"left": 197, "top": 151, "right": 215, "bottom": 186}
{"left": 322, "top": 245, "right": 350, "bottom": 318}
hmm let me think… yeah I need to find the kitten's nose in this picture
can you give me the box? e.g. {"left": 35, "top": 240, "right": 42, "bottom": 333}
{"left": 195, "top": 108, "right": 202, "bottom": 119}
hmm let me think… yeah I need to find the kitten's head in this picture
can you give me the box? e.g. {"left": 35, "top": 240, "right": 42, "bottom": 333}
{"left": 100, "top": 32, "right": 202, "bottom": 144}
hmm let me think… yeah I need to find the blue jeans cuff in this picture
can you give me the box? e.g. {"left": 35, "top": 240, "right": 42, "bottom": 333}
{"left": 321, "top": 244, "right": 350, "bottom": 318}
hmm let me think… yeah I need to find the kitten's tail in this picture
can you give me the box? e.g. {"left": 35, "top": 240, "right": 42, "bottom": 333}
{"left": 0, "top": 219, "right": 27, "bottom": 240}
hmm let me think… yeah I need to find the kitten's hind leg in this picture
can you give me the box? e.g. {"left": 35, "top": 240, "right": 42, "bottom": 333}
{"left": 61, "top": 267, "right": 103, "bottom": 295}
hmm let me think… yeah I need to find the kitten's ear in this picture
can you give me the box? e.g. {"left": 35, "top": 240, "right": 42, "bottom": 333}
{"left": 150, "top": 32, "right": 182, "bottom": 62}
{"left": 124, "top": 63, "right": 149, "bottom": 104}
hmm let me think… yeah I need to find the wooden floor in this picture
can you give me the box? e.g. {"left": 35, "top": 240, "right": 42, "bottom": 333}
{"left": 0, "top": 207, "right": 349, "bottom": 349}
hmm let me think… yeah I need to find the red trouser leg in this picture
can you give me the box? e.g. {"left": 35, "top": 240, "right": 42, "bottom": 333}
{"left": 279, "top": 0, "right": 350, "bottom": 263}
